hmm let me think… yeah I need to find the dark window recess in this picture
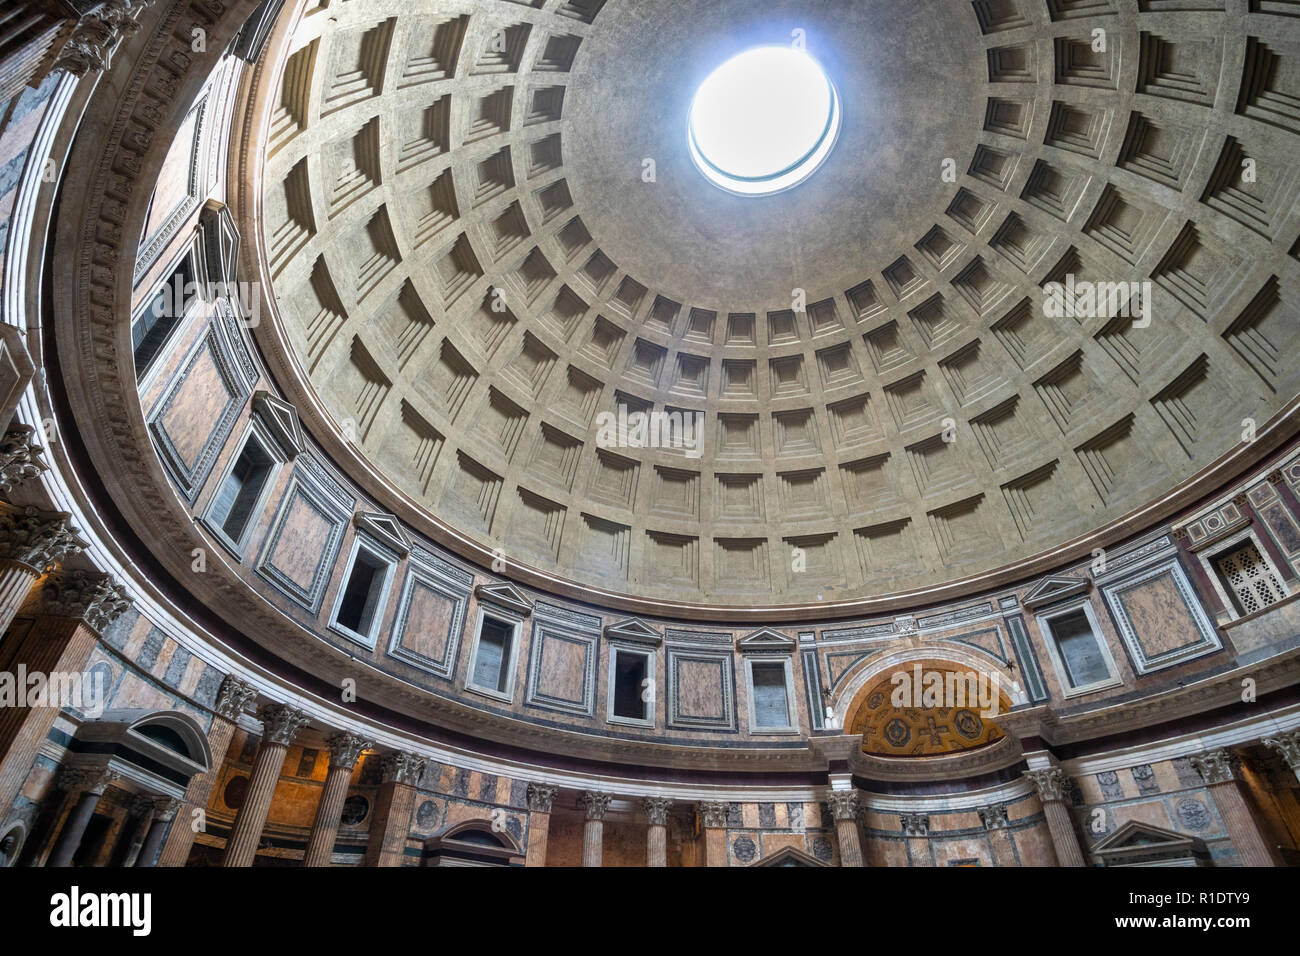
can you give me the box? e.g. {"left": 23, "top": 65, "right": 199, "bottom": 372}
{"left": 751, "top": 663, "right": 790, "bottom": 728}
{"left": 210, "top": 440, "right": 275, "bottom": 546}
{"left": 133, "top": 253, "right": 196, "bottom": 375}
{"left": 335, "top": 550, "right": 388, "bottom": 636}
{"left": 472, "top": 618, "right": 514, "bottom": 693}
{"left": 1051, "top": 611, "right": 1110, "bottom": 687}
{"left": 136, "top": 724, "right": 191, "bottom": 757}
{"left": 612, "top": 651, "right": 648, "bottom": 720}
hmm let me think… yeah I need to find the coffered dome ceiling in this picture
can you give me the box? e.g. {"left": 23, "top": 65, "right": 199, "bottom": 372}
{"left": 254, "top": 0, "right": 1300, "bottom": 608}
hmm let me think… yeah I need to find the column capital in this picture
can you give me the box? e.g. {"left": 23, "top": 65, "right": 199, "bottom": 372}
{"left": 215, "top": 675, "right": 257, "bottom": 721}
{"left": 380, "top": 751, "right": 426, "bottom": 786}
{"left": 826, "top": 790, "right": 860, "bottom": 821}
{"left": 0, "top": 427, "right": 49, "bottom": 495}
{"left": 1023, "top": 767, "right": 1070, "bottom": 803}
{"left": 526, "top": 783, "right": 557, "bottom": 813}
{"left": 151, "top": 797, "right": 180, "bottom": 821}
{"left": 54, "top": 0, "right": 151, "bottom": 76}
{"left": 257, "top": 703, "right": 310, "bottom": 747}
{"left": 697, "top": 800, "right": 730, "bottom": 829}
{"left": 979, "top": 803, "right": 1010, "bottom": 830}
{"left": 325, "top": 731, "right": 372, "bottom": 770}
{"left": 1263, "top": 730, "right": 1300, "bottom": 770}
{"left": 643, "top": 796, "right": 672, "bottom": 826}
{"left": 29, "top": 568, "right": 131, "bottom": 633}
{"left": 900, "top": 812, "right": 930, "bottom": 836}
{"left": 58, "top": 766, "right": 119, "bottom": 795}
{"left": 580, "top": 790, "right": 612, "bottom": 821}
{"left": 1190, "top": 749, "right": 1240, "bottom": 785}
{"left": 0, "top": 505, "right": 82, "bottom": 572}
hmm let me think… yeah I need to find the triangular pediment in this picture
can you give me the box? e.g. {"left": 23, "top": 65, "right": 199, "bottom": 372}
{"left": 1022, "top": 575, "right": 1090, "bottom": 610}
{"left": 604, "top": 617, "right": 662, "bottom": 645}
{"left": 736, "top": 627, "right": 796, "bottom": 653}
{"left": 354, "top": 511, "right": 411, "bottom": 556}
{"left": 252, "top": 391, "right": 305, "bottom": 460}
{"left": 1092, "top": 820, "right": 1198, "bottom": 854}
{"left": 474, "top": 581, "right": 532, "bottom": 617}
{"left": 752, "top": 845, "right": 831, "bottom": 867}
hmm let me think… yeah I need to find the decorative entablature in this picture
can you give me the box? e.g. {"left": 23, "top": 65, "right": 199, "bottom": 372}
{"left": 474, "top": 581, "right": 532, "bottom": 617}
{"left": 354, "top": 510, "right": 410, "bottom": 557}
{"left": 604, "top": 617, "right": 662, "bottom": 645}
{"left": 1174, "top": 493, "right": 1253, "bottom": 553}
{"left": 1022, "top": 575, "right": 1091, "bottom": 611}
{"left": 736, "top": 627, "right": 796, "bottom": 653}
{"left": 251, "top": 390, "right": 304, "bottom": 461}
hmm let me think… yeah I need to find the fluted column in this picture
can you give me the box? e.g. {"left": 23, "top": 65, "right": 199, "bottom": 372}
{"left": 1190, "top": 749, "right": 1279, "bottom": 867}
{"left": 0, "top": 503, "right": 81, "bottom": 638}
{"left": 644, "top": 796, "right": 671, "bottom": 867}
{"left": 525, "top": 783, "right": 556, "bottom": 867}
{"left": 0, "top": 570, "right": 128, "bottom": 820}
{"left": 157, "top": 675, "right": 254, "bottom": 866}
{"left": 220, "top": 703, "right": 309, "bottom": 867}
{"left": 136, "top": 798, "right": 179, "bottom": 867}
{"left": 828, "top": 791, "right": 864, "bottom": 867}
{"left": 120, "top": 794, "right": 156, "bottom": 867}
{"left": 47, "top": 767, "right": 118, "bottom": 867}
{"left": 698, "top": 801, "right": 729, "bottom": 867}
{"left": 363, "top": 751, "right": 426, "bottom": 867}
{"left": 1024, "top": 767, "right": 1085, "bottom": 867}
{"left": 302, "top": 731, "right": 371, "bottom": 867}
{"left": 579, "top": 791, "right": 611, "bottom": 867}
{"left": 1263, "top": 731, "right": 1300, "bottom": 786}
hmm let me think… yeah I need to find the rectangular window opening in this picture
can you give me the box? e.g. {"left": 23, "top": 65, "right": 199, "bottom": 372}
{"left": 612, "top": 650, "right": 649, "bottom": 721}
{"left": 210, "top": 438, "right": 275, "bottom": 547}
{"left": 472, "top": 616, "right": 515, "bottom": 694}
{"left": 334, "top": 548, "right": 389, "bottom": 637}
{"left": 751, "top": 661, "right": 791, "bottom": 730}
{"left": 134, "top": 253, "right": 196, "bottom": 375}
{"left": 1050, "top": 610, "right": 1110, "bottom": 688}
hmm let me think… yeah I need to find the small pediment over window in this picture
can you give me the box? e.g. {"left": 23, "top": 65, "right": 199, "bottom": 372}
{"left": 736, "top": 627, "right": 796, "bottom": 653}
{"left": 604, "top": 617, "right": 662, "bottom": 645}
{"left": 251, "top": 391, "right": 305, "bottom": 460}
{"left": 354, "top": 511, "right": 411, "bottom": 556}
{"left": 752, "top": 846, "right": 831, "bottom": 867}
{"left": 1092, "top": 821, "right": 1208, "bottom": 867}
{"left": 1022, "top": 575, "right": 1090, "bottom": 610}
{"left": 199, "top": 199, "right": 240, "bottom": 294}
{"left": 475, "top": 581, "right": 532, "bottom": 617}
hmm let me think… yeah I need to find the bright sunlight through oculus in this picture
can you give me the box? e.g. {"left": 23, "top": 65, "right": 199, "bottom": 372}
{"left": 688, "top": 46, "right": 841, "bottom": 197}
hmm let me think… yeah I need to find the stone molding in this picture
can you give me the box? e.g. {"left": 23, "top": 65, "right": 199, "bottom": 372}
{"left": 978, "top": 804, "right": 1009, "bottom": 830}
{"left": 214, "top": 675, "right": 256, "bottom": 721}
{"left": 899, "top": 812, "right": 930, "bottom": 836}
{"left": 58, "top": 766, "right": 119, "bottom": 795}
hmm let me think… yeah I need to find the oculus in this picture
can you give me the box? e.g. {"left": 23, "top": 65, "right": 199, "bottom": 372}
{"left": 688, "top": 46, "right": 841, "bottom": 196}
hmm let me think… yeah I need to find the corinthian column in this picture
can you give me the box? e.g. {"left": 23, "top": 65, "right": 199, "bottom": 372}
{"left": 136, "top": 798, "right": 179, "bottom": 867}
{"left": 302, "top": 731, "right": 371, "bottom": 866}
{"left": 1024, "top": 767, "right": 1085, "bottom": 867}
{"left": 157, "top": 675, "right": 255, "bottom": 866}
{"left": 1263, "top": 731, "right": 1300, "bottom": 786}
{"left": 0, "top": 503, "right": 82, "bottom": 636}
{"left": 0, "top": 570, "right": 129, "bottom": 821}
{"left": 643, "top": 796, "right": 672, "bottom": 867}
{"left": 698, "top": 801, "right": 729, "bottom": 867}
{"left": 363, "top": 751, "right": 425, "bottom": 867}
{"left": 220, "top": 703, "right": 309, "bottom": 867}
{"left": 1190, "top": 749, "right": 1278, "bottom": 867}
{"left": 828, "top": 791, "right": 864, "bottom": 867}
{"left": 525, "top": 783, "right": 556, "bottom": 867}
{"left": 47, "top": 767, "right": 119, "bottom": 867}
{"left": 0, "top": 427, "right": 49, "bottom": 497}
{"left": 579, "top": 791, "right": 611, "bottom": 867}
